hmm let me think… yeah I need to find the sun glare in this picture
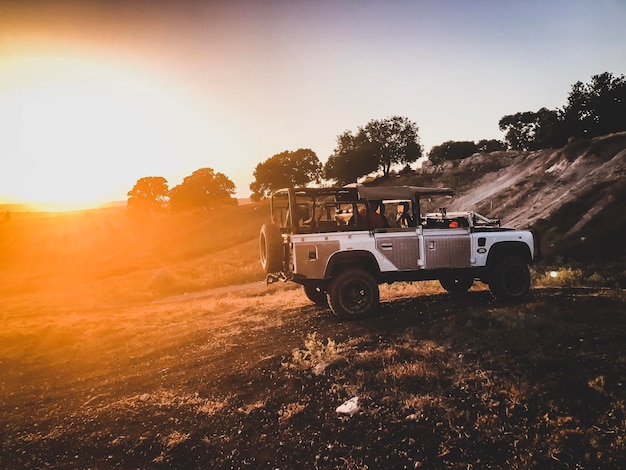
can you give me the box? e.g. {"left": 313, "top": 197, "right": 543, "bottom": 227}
{"left": 0, "top": 55, "right": 220, "bottom": 210}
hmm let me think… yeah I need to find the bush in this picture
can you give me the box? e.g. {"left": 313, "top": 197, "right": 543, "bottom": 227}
{"left": 288, "top": 333, "right": 341, "bottom": 372}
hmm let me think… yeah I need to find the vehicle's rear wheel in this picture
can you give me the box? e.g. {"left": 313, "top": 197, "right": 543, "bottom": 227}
{"left": 259, "top": 223, "right": 283, "bottom": 274}
{"left": 439, "top": 274, "right": 474, "bottom": 294}
{"left": 489, "top": 256, "right": 530, "bottom": 301}
{"left": 303, "top": 283, "right": 328, "bottom": 307}
{"left": 327, "top": 269, "right": 379, "bottom": 320}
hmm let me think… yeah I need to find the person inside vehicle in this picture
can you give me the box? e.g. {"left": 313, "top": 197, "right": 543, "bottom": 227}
{"left": 297, "top": 204, "right": 314, "bottom": 228}
{"left": 351, "top": 201, "right": 388, "bottom": 229}
{"left": 376, "top": 201, "right": 390, "bottom": 228}
{"left": 396, "top": 202, "right": 415, "bottom": 228}
{"left": 448, "top": 216, "right": 468, "bottom": 228}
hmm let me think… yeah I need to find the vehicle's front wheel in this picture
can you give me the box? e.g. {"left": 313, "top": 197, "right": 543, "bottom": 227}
{"left": 303, "top": 283, "right": 328, "bottom": 307}
{"left": 439, "top": 274, "right": 474, "bottom": 294}
{"left": 327, "top": 269, "right": 379, "bottom": 320}
{"left": 489, "top": 256, "right": 530, "bottom": 301}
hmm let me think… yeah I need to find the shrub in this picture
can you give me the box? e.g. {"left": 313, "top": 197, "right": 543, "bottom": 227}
{"left": 288, "top": 332, "right": 341, "bottom": 372}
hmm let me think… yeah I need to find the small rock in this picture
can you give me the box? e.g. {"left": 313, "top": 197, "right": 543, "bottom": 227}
{"left": 336, "top": 397, "right": 359, "bottom": 416}
{"left": 139, "top": 393, "right": 151, "bottom": 402}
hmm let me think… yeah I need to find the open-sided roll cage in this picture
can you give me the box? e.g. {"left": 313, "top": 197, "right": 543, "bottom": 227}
{"left": 269, "top": 184, "right": 454, "bottom": 234}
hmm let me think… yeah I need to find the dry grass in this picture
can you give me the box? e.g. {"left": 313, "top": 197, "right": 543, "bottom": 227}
{"left": 0, "top": 203, "right": 269, "bottom": 309}
{"left": 2, "top": 203, "right": 625, "bottom": 468}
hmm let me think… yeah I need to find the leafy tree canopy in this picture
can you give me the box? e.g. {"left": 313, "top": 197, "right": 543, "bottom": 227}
{"left": 250, "top": 148, "right": 321, "bottom": 200}
{"left": 127, "top": 176, "right": 169, "bottom": 213}
{"left": 170, "top": 168, "right": 236, "bottom": 212}
{"left": 323, "top": 130, "right": 379, "bottom": 186}
{"left": 364, "top": 116, "right": 423, "bottom": 176}
{"left": 562, "top": 72, "right": 626, "bottom": 138}
{"left": 428, "top": 140, "right": 478, "bottom": 164}
{"left": 499, "top": 72, "right": 626, "bottom": 151}
{"left": 499, "top": 108, "right": 564, "bottom": 151}
{"left": 477, "top": 139, "right": 507, "bottom": 153}
{"left": 323, "top": 116, "right": 422, "bottom": 185}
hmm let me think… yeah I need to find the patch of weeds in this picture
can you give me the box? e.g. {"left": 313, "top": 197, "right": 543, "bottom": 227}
{"left": 196, "top": 397, "right": 230, "bottom": 415}
{"left": 588, "top": 375, "right": 606, "bottom": 394}
{"left": 162, "top": 430, "right": 190, "bottom": 449}
{"left": 532, "top": 259, "right": 626, "bottom": 288}
{"left": 97, "top": 389, "right": 230, "bottom": 417}
{"left": 287, "top": 332, "right": 342, "bottom": 372}
{"left": 380, "top": 361, "right": 432, "bottom": 384}
{"left": 535, "top": 266, "right": 584, "bottom": 287}
{"left": 237, "top": 400, "right": 266, "bottom": 415}
{"left": 278, "top": 402, "right": 307, "bottom": 423}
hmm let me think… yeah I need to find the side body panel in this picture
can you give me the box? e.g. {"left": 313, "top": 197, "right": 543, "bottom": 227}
{"left": 374, "top": 230, "right": 421, "bottom": 271}
{"left": 422, "top": 228, "right": 471, "bottom": 269}
{"left": 293, "top": 240, "right": 340, "bottom": 279}
{"left": 289, "top": 228, "right": 535, "bottom": 281}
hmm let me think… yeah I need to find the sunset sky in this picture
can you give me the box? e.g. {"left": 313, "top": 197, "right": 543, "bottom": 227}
{"left": 1, "top": 0, "right": 625, "bottom": 208}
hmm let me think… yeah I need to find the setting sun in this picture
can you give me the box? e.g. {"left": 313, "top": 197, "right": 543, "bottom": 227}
{"left": 0, "top": 55, "right": 226, "bottom": 210}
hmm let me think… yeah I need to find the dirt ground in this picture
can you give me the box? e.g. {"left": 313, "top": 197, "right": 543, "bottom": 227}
{"left": 1, "top": 283, "right": 625, "bottom": 469}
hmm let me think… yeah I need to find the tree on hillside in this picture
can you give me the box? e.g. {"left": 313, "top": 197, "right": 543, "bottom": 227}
{"left": 364, "top": 116, "right": 423, "bottom": 176}
{"left": 428, "top": 140, "right": 478, "bottom": 163}
{"left": 499, "top": 108, "right": 565, "bottom": 151}
{"left": 562, "top": 72, "right": 626, "bottom": 139}
{"left": 323, "top": 116, "right": 422, "bottom": 184}
{"left": 477, "top": 139, "right": 507, "bottom": 152}
{"left": 169, "top": 168, "right": 236, "bottom": 212}
{"left": 250, "top": 148, "right": 321, "bottom": 200}
{"left": 323, "top": 130, "right": 379, "bottom": 186}
{"left": 127, "top": 176, "right": 169, "bottom": 213}
{"left": 499, "top": 72, "right": 626, "bottom": 151}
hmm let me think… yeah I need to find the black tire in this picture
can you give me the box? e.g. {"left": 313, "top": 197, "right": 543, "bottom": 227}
{"left": 303, "top": 283, "right": 328, "bottom": 307}
{"left": 489, "top": 256, "right": 530, "bottom": 301}
{"left": 439, "top": 274, "right": 474, "bottom": 294}
{"left": 327, "top": 269, "right": 379, "bottom": 320}
{"left": 259, "top": 223, "right": 283, "bottom": 274}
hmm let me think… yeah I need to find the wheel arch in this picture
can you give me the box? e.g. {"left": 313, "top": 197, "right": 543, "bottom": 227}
{"left": 486, "top": 241, "right": 532, "bottom": 267}
{"left": 324, "top": 250, "right": 381, "bottom": 281}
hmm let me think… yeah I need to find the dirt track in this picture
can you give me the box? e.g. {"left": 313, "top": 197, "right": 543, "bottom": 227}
{"left": 2, "top": 285, "right": 625, "bottom": 468}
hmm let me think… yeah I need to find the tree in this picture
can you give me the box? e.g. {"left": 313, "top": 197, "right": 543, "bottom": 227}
{"left": 169, "top": 168, "right": 236, "bottom": 212}
{"left": 562, "top": 72, "right": 626, "bottom": 139}
{"left": 476, "top": 139, "right": 507, "bottom": 153}
{"left": 322, "top": 130, "right": 379, "bottom": 186}
{"left": 499, "top": 72, "right": 626, "bottom": 151}
{"left": 428, "top": 141, "right": 478, "bottom": 164}
{"left": 250, "top": 148, "right": 322, "bottom": 200}
{"left": 127, "top": 176, "right": 169, "bottom": 213}
{"left": 363, "top": 116, "right": 423, "bottom": 176}
{"left": 323, "top": 116, "right": 422, "bottom": 184}
{"left": 531, "top": 107, "right": 566, "bottom": 149}
{"left": 498, "top": 108, "right": 566, "bottom": 150}
{"left": 498, "top": 111, "right": 538, "bottom": 150}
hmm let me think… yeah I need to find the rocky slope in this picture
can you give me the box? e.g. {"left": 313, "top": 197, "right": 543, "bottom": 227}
{"left": 411, "top": 132, "right": 626, "bottom": 260}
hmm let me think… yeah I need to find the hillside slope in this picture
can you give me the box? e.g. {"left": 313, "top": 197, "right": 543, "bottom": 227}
{"left": 0, "top": 202, "right": 270, "bottom": 306}
{"left": 403, "top": 132, "right": 626, "bottom": 260}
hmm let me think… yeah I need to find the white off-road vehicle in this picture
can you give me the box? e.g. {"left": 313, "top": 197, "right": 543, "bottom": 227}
{"left": 259, "top": 184, "right": 540, "bottom": 319}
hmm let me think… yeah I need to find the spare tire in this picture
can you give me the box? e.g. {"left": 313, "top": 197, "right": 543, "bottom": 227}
{"left": 259, "top": 223, "right": 284, "bottom": 273}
